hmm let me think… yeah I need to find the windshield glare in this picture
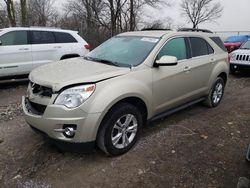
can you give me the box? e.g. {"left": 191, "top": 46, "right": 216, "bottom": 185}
{"left": 240, "top": 40, "right": 250, "bottom": 49}
{"left": 86, "top": 36, "right": 159, "bottom": 67}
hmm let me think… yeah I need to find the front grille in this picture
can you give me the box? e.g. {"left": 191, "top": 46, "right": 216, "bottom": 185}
{"left": 30, "top": 82, "right": 53, "bottom": 97}
{"left": 25, "top": 98, "right": 47, "bottom": 115}
{"left": 236, "top": 54, "right": 250, "bottom": 62}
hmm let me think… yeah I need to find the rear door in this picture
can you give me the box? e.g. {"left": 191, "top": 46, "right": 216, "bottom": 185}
{"left": 53, "top": 31, "right": 77, "bottom": 57}
{"left": 31, "top": 30, "right": 59, "bottom": 69}
{"left": 187, "top": 37, "right": 215, "bottom": 92}
{"left": 0, "top": 30, "right": 32, "bottom": 77}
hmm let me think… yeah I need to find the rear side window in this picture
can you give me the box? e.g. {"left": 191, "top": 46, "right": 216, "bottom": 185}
{"left": 31, "top": 31, "right": 56, "bottom": 44}
{"left": 190, "top": 37, "right": 214, "bottom": 57}
{"left": 210, "top": 37, "right": 227, "bottom": 52}
{"left": 54, "top": 32, "right": 77, "bottom": 43}
{"left": 0, "top": 31, "right": 28, "bottom": 45}
{"left": 157, "top": 37, "right": 187, "bottom": 60}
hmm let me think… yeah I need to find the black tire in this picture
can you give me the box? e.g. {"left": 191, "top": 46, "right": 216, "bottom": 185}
{"left": 97, "top": 102, "right": 142, "bottom": 156}
{"left": 204, "top": 77, "right": 225, "bottom": 108}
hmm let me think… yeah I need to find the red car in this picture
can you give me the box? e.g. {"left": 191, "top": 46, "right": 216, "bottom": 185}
{"left": 224, "top": 35, "right": 249, "bottom": 53}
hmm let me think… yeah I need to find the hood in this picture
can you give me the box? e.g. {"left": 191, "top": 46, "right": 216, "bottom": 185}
{"left": 29, "top": 58, "right": 130, "bottom": 91}
{"left": 232, "top": 49, "right": 250, "bottom": 55}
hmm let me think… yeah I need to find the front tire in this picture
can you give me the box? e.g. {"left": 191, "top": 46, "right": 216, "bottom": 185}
{"left": 97, "top": 103, "right": 142, "bottom": 156}
{"left": 204, "top": 77, "right": 225, "bottom": 108}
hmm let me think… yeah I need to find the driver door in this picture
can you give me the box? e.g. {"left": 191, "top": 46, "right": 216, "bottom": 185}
{"left": 152, "top": 37, "right": 197, "bottom": 114}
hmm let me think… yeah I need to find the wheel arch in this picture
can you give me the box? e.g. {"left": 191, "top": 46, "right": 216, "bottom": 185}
{"left": 94, "top": 96, "right": 149, "bottom": 141}
{"left": 60, "top": 54, "right": 80, "bottom": 60}
{"left": 218, "top": 72, "right": 228, "bottom": 84}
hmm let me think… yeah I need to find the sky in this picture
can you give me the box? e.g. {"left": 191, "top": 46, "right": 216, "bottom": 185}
{"left": 144, "top": 0, "right": 250, "bottom": 32}
{"left": 10, "top": 0, "right": 250, "bottom": 33}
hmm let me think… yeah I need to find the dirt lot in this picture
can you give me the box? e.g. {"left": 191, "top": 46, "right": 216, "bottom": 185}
{"left": 0, "top": 74, "right": 249, "bottom": 188}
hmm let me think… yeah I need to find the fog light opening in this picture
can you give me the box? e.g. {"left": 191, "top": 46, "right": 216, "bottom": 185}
{"left": 63, "top": 125, "right": 77, "bottom": 138}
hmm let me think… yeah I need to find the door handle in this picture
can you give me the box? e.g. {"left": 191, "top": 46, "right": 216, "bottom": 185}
{"left": 183, "top": 66, "right": 191, "bottom": 72}
{"left": 54, "top": 46, "right": 62, "bottom": 49}
{"left": 19, "top": 48, "right": 29, "bottom": 51}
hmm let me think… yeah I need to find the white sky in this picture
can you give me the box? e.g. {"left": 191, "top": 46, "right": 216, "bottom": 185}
{"left": 13, "top": 0, "right": 250, "bottom": 33}
{"left": 145, "top": 0, "right": 250, "bottom": 32}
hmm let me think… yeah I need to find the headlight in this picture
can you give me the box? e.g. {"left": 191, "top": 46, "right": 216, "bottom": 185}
{"left": 54, "top": 84, "right": 95, "bottom": 108}
{"left": 230, "top": 53, "right": 236, "bottom": 61}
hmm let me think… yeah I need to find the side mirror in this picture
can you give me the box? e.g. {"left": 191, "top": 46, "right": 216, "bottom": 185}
{"left": 155, "top": 55, "right": 178, "bottom": 66}
{"left": 0, "top": 40, "right": 2, "bottom": 46}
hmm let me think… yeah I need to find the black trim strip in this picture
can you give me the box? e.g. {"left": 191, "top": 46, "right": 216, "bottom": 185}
{"left": 0, "top": 66, "right": 18, "bottom": 69}
{"left": 149, "top": 97, "right": 206, "bottom": 122}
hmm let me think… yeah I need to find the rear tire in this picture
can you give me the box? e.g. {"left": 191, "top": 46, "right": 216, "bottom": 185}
{"left": 204, "top": 77, "right": 225, "bottom": 108}
{"left": 97, "top": 103, "right": 142, "bottom": 156}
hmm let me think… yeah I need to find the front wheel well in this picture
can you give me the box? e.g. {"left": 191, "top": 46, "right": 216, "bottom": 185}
{"left": 103, "top": 97, "right": 148, "bottom": 126}
{"left": 60, "top": 54, "right": 80, "bottom": 60}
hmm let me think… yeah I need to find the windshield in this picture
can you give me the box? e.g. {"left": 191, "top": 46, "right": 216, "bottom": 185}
{"left": 225, "top": 35, "right": 249, "bottom": 43}
{"left": 85, "top": 36, "right": 159, "bottom": 67}
{"left": 240, "top": 40, "right": 250, "bottom": 49}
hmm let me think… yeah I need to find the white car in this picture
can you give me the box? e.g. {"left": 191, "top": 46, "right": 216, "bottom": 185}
{"left": 0, "top": 27, "right": 90, "bottom": 78}
{"left": 230, "top": 39, "right": 250, "bottom": 73}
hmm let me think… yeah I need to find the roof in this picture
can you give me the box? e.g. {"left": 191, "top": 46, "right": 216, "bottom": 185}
{"left": 1, "top": 27, "right": 78, "bottom": 33}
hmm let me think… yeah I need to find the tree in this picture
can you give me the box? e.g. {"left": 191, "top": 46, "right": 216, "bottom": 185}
{"left": 180, "top": 0, "right": 223, "bottom": 29}
{"left": 4, "top": 0, "right": 16, "bottom": 26}
{"left": 0, "top": 3, "right": 9, "bottom": 27}
{"left": 20, "top": 0, "right": 27, "bottom": 26}
{"left": 27, "top": 0, "right": 57, "bottom": 26}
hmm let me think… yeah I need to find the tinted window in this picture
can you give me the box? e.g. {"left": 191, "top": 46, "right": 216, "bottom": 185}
{"left": 157, "top": 37, "right": 187, "bottom": 60}
{"left": 0, "top": 31, "right": 28, "bottom": 45}
{"left": 54, "top": 32, "right": 77, "bottom": 43}
{"left": 31, "top": 31, "right": 55, "bottom": 44}
{"left": 190, "top": 37, "right": 213, "bottom": 57}
{"left": 210, "top": 37, "right": 227, "bottom": 52}
{"left": 207, "top": 44, "right": 214, "bottom": 54}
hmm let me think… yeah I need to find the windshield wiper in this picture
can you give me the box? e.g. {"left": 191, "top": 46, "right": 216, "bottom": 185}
{"left": 84, "top": 56, "right": 120, "bottom": 67}
{"left": 240, "top": 47, "right": 250, "bottom": 50}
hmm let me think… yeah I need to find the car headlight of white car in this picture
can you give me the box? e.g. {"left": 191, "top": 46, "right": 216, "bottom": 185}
{"left": 54, "top": 84, "right": 95, "bottom": 108}
{"left": 230, "top": 53, "right": 236, "bottom": 61}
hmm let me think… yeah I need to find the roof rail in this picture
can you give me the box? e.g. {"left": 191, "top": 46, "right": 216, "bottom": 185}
{"left": 141, "top": 28, "right": 172, "bottom": 31}
{"left": 178, "top": 28, "right": 213, "bottom": 33}
{"left": 29, "top": 26, "right": 61, "bottom": 29}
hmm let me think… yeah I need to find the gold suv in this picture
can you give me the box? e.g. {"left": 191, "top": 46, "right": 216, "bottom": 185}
{"left": 22, "top": 29, "right": 229, "bottom": 156}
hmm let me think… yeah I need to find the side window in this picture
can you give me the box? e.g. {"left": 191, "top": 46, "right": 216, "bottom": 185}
{"left": 31, "top": 31, "right": 56, "bottom": 44}
{"left": 157, "top": 37, "right": 187, "bottom": 61}
{"left": 190, "top": 37, "right": 214, "bottom": 57}
{"left": 210, "top": 37, "right": 227, "bottom": 52}
{"left": 54, "top": 32, "right": 77, "bottom": 43}
{"left": 207, "top": 43, "right": 214, "bottom": 54}
{"left": 0, "top": 31, "right": 28, "bottom": 46}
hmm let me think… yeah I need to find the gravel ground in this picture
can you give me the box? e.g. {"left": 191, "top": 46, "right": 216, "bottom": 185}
{"left": 0, "top": 74, "right": 249, "bottom": 188}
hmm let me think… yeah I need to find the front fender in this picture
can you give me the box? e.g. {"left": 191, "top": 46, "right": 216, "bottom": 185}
{"left": 81, "top": 69, "right": 153, "bottom": 117}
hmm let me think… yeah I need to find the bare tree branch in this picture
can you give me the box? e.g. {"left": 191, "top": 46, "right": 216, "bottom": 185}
{"left": 180, "top": 0, "right": 223, "bottom": 29}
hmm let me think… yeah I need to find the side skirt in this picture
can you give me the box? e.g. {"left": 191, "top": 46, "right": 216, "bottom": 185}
{"left": 149, "top": 97, "right": 206, "bottom": 122}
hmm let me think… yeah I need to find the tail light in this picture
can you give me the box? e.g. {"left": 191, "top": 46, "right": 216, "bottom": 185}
{"left": 84, "top": 44, "right": 92, "bottom": 50}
